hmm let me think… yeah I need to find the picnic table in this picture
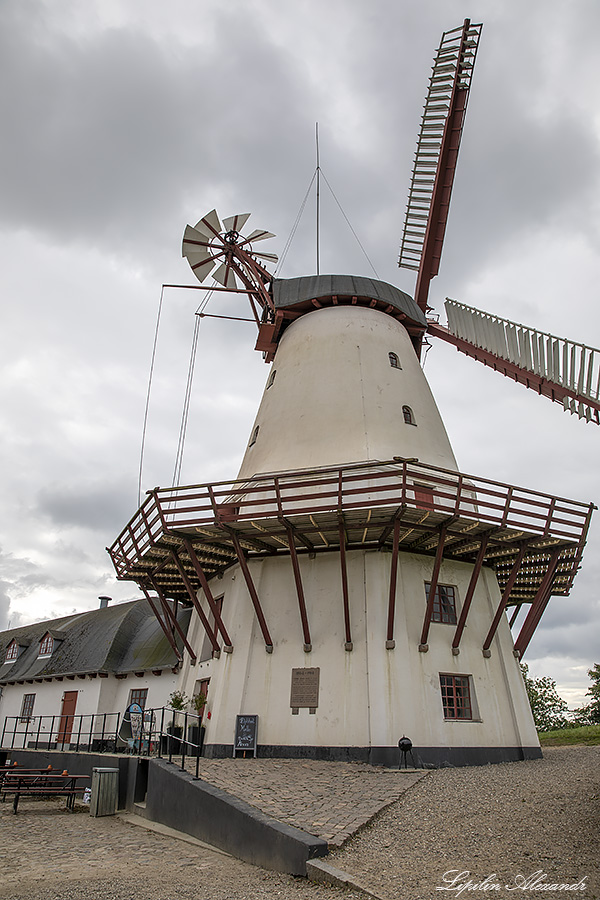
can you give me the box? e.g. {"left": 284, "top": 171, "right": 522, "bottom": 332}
{"left": 0, "top": 764, "right": 57, "bottom": 791}
{"left": 0, "top": 770, "right": 90, "bottom": 813}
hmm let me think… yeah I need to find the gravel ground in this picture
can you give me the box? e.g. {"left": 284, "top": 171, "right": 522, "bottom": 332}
{"left": 0, "top": 746, "right": 597, "bottom": 900}
{"left": 0, "top": 800, "right": 364, "bottom": 900}
{"left": 331, "top": 745, "right": 600, "bottom": 900}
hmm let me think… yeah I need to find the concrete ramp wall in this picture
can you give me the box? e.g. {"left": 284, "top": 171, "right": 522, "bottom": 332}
{"left": 145, "top": 758, "right": 328, "bottom": 876}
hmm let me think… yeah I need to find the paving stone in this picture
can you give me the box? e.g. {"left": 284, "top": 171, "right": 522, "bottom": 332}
{"left": 180, "top": 756, "right": 426, "bottom": 847}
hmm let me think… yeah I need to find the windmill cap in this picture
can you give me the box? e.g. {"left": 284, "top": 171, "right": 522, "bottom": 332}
{"left": 272, "top": 275, "right": 426, "bottom": 328}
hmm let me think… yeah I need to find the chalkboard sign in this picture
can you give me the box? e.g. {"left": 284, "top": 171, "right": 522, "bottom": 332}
{"left": 233, "top": 714, "right": 258, "bottom": 758}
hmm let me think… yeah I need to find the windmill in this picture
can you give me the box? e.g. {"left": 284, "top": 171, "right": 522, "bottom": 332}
{"left": 109, "top": 20, "right": 594, "bottom": 767}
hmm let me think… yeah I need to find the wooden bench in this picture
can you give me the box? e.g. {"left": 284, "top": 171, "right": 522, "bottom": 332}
{"left": 1, "top": 771, "right": 90, "bottom": 813}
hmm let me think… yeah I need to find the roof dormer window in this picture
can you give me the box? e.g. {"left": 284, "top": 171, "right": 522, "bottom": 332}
{"left": 38, "top": 633, "right": 54, "bottom": 658}
{"left": 5, "top": 640, "right": 18, "bottom": 663}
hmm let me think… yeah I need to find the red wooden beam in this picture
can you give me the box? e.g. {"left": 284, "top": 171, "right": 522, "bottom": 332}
{"left": 386, "top": 518, "right": 402, "bottom": 646}
{"left": 419, "top": 523, "right": 448, "bottom": 649}
{"left": 139, "top": 585, "right": 183, "bottom": 663}
{"left": 482, "top": 545, "right": 528, "bottom": 653}
{"left": 338, "top": 519, "right": 353, "bottom": 650}
{"left": 514, "top": 548, "right": 562, "bottom": 657}
{"left": 170, "top": 549, "right": 220, "bottom": 655}
{"left": 181, "top": 537, "right": 233, "bottom": 652}
{"left": 285, "top": 524, "right": 312, "bottom": 651}
{"left": 230, "top": 531, "right": 274, "bottom": 652}
{"left": 451, "top": 532, "right": 490, "bottom": 651}
{"left": 147, "top": 577, "right": 197, "bottom": 663}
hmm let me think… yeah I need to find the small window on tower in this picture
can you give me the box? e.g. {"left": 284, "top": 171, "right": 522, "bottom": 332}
{"left": 249, "top": 425, "right": 259, "bottom": 447}
{"left": 440, "top": 674, "right": 473, "bottom": 720}
{"left": 266, "top": 370, "right": 276, "bottom": 389}
{"left": 403, "top": 405, "right": 416, "bottom": 425}
{"left": 389, "top": 352, "right": 401, "bottom": 369}
{"left": 425, "top": 582, "right": 457, "bottom": 624}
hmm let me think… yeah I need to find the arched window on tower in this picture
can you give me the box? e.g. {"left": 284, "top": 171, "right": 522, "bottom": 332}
{"left": 266, "top": 370, "right": 276, "bottom": 389}
{"left": 388, "top": 352, "right": 401, "bottom": 369}
{"left": 249, "top": 425, "right": 259, "bottom": 447}
{"left": 403, "top": 405, "right": 416, "bottom": 425}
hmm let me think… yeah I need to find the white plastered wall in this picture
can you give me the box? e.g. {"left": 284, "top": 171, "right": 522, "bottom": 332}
{"left": 237, "top": 305, "right": 458, "bottom": 479}
{"left": 177, "top": 549, "right": 538, "bottom": 754}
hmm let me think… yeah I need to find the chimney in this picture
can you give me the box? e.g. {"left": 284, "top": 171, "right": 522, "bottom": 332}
{"left": 98, "top": 596, "right": 111, "bottom": 609}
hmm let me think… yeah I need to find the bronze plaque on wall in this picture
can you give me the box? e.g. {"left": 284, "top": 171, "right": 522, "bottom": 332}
{"left": 290, "top": 667, "right": 320, "bottom": 708}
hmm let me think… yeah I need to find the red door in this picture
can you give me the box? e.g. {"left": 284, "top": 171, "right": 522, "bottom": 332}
{"left": 57, "top": 691, "right": 78, "bottom": 745}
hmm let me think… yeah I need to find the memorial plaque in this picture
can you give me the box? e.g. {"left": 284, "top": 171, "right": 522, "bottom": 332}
{"left": 290, "top": 667, "right": 320, "bottom": 708}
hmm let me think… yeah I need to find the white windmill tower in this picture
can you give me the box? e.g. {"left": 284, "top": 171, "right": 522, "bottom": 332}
{"left": 110, "top": 20, "right": 594, "bottom": 766}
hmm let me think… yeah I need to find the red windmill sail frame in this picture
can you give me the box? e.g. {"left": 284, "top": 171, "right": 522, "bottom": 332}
{"left": 399, "top": 19, "right": 482, "bottom": 333}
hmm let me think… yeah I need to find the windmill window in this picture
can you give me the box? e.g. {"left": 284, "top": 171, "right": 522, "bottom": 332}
{"left": 38, "top": 634, "right": 54, "bottom": 657}
{"left": 249, "top": 425, "right": 259, "bottom": 447}
{"left": 266, "top": 370, "right": 276, "bottom": 389}
{"left": 440, "top": 674, "right": 473, "bottom": 720}
{"left": 402, "top": 405, "right": 416, "bottom": 425}
{"left": 20, "top": 693, "right": 35, "bottom": 722}
{"left": 5, "top": 641, "right": 18, "bottom": 663}
{"left": 425, "top": 582, "right": 457, "bottom": 624}
{"left": 389, "top": 352, "right": 401, "bottom": 369}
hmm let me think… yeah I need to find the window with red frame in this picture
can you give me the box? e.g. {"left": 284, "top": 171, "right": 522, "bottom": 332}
{"left": 128, "top": 688, "right": 148, "bottom": 710}
{"left": 38, "top": 634, "right": 54, "bottom": 657}
{"left": 5, "top": 641, "right": 18, "bottom": 663}
{"left": 425, "top": 582, "right": 457, "bottom": 624}
{"left": 440, "top": 674, "right": 472, "bottom": 720}
{"left": 20, "top": 693, "right": 35, "bottom": 722}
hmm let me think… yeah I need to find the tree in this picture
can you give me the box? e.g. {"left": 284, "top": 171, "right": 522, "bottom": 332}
{"left": 573, "top": 663, "right": 600, "bottom": 725}
{"left": 520, "top": 663, "right": 569, "bottom": 731}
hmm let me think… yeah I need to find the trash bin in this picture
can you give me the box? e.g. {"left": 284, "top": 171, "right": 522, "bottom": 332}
{"left": 90, "top": 767, "right": 119, "bottom": 817}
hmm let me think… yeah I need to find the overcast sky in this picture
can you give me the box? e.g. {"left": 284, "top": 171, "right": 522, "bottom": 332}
{"left": 1, "top": 0, "right": 599, "bottom": 707}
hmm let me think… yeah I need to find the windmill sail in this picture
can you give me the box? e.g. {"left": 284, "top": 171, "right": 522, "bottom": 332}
{"left": 398, "top": 19, "right": 482, "bottom": 318}
{"left": 429, "top": 299, "right": 600, "bottom": 424}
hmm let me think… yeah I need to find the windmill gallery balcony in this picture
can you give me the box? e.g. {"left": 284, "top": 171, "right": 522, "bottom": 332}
{"left": 108, "top": 457, "right": 594, "bottom": 661}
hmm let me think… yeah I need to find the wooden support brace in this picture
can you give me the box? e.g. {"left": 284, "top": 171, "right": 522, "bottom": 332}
{"left": 338, "top": 518, "right": 352, "bottom": 650}
{"left": 139, "top": 585, "right": 183, "bottom": 663}
{"left": 147, "top": 578, "right": 198, "bottom": 663}
{"left": 170, "top": 549, "right": 220, "bottom": 654}
{"left": 514, "top": 548, "right": 562, "bottom": 657}
{"left": 419, "top": 524, "right": 448, "bottom": 650}
{"left": 285, "top": 525, "right": 312, "bottom": 651}
{"left": 181, "top": 537, "right": 233, "bottom": 652}
{"left": 230, "top": 531, "right": 274, "bottom": 651}
{"left": 451, "top": 532, "right": 490, "bottom": 651}
{"left": 508, "top": 605, "right": 521, "bottom": 629}
{"left": 386, "top": 518, "right": 402, "bottom": 647}
{"left": 482, "top": 545, "right": 528, "bottom": 653}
